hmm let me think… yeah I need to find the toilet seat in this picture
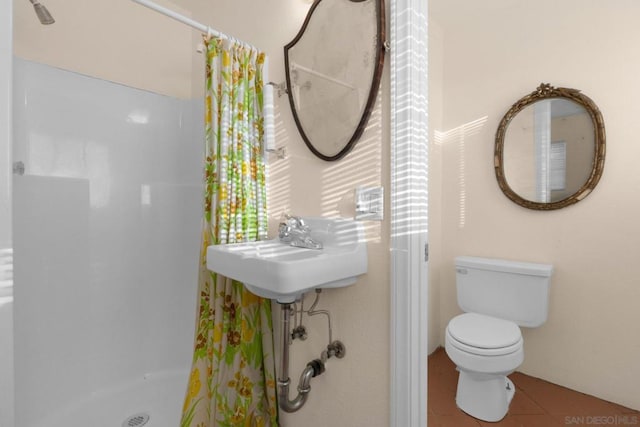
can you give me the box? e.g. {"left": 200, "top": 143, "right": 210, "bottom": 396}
{"left": 447, "top": 313, "right": 522, "bottom": 357}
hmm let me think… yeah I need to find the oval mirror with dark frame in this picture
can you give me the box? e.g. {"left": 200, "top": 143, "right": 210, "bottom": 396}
{"left": 495, "top": 83, "right": 606, "bottom": 210}
{"left": 284, "top": 0, "right": 385, "bottom": 161}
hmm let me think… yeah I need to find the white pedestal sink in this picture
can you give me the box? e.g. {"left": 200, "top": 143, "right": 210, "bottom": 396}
{"left": 206, "top": 217, "right": 367, "bottom": 303}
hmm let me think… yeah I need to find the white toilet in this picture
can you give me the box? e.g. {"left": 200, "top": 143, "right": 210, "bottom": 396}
{"left": 445, "top": 256, "right": 553, "bottom": 422}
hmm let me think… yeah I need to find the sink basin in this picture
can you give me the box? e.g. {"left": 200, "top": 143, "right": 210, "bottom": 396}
{"left": 206, "top": 217, "right": 367, "bottom": 303}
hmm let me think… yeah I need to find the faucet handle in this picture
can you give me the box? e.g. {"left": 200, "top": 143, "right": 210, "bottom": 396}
{"left": 284, "top": 214, "right": 307, "bottom": 230}
{"left": 278, "top": 222, "right": 292, "bottom": 241}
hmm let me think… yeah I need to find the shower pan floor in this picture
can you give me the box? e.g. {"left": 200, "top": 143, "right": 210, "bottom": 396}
{"left": 34, "top": 370, "right": 188, "bottom": 427}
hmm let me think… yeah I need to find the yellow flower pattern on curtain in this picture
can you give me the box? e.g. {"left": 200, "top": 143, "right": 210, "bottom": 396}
{"left": 181, "top": 37, "right": 278, "bottom": 427}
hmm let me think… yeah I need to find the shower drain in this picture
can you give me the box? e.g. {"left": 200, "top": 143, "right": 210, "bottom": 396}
{"left": 122, "top": 412, "right": 150, "bottom": 427}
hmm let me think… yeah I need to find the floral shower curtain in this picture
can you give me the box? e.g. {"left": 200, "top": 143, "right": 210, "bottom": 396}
{"left": 180, "top": 37, "right": 279, "bottom": 427}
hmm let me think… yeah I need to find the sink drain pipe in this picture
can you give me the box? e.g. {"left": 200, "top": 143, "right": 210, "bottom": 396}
{"left": 277, "top": 303, "right": 326, "bottom": 413}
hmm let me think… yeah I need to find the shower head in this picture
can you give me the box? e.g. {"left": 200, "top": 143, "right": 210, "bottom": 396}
{"left": 29, "top": 0, "right": 55, "bottom": 25}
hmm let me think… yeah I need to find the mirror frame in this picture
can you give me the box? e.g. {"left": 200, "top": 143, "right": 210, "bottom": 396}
{"left": 495, "top": 83, "right": 606, "bottom": 210}
{"left": 284, "top": 0, "right": 386, "bottom": 161}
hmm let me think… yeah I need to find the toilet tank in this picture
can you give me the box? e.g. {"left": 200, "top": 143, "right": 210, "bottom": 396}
{"left": 455, "top": 256, "right": 553, "bottom": 327}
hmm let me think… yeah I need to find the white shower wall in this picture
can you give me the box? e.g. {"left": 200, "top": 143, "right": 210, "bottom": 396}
{"left": 12, "top": 58, "right": 203, "bottom": 426}
{"left": 0, "top": 2, "right": 14, "bottom": 426}
{"left": 0, "top": 0, "right": 10, "bottom": 252}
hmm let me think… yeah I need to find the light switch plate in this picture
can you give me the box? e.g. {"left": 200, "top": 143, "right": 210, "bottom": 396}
{"left": 355, "top": 186, "right": 384, "bottom": 221}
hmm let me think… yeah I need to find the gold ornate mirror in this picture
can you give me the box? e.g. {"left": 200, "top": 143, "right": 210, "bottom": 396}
{"left": 495, "top": 83, "right": 606, "bottom": 210}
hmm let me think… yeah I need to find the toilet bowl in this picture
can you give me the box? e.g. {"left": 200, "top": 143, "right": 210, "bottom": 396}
{"left": 445, "top": 256, "right": 553, "bottom": 422}
{"left": 445, "top": 312, "right": 524, "bottom": 422}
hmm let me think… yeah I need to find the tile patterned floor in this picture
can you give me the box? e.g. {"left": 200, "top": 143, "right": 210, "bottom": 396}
{"left": 428, "top": 347, "right": 639, "bottom": 427}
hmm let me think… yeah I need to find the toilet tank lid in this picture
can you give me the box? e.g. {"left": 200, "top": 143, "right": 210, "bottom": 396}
{"left": 456, "top": 256, "right": 553, "bottom": 277}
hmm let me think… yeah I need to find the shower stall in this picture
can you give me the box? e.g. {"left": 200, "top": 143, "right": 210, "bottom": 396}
{"left": 11, "top": 58, "right": 203, "bottom": 427}
{"left": 1, "top": 1, "right": 205, "bottom": 425}
{"left": 0, "top": 0, "right": 212, "bottom": 427}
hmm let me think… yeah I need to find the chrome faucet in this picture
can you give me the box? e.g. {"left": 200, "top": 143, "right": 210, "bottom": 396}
{"left": 278, "top": 215, "right": 323, "bottom": 250}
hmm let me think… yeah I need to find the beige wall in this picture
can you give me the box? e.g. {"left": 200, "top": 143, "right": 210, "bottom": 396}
{"left": 13, "top": 0, "right": 195, "bottom": 98}
{"left": 428, "top": 17, "right": 444, "bottom": 355}
{"left": 431, "top": 0, "right": 640, "bottom": 410}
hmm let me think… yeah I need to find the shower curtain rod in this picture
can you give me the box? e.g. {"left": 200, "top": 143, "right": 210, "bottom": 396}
{"left": 130, "top": 0, "right": 259, "bottom": 51}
